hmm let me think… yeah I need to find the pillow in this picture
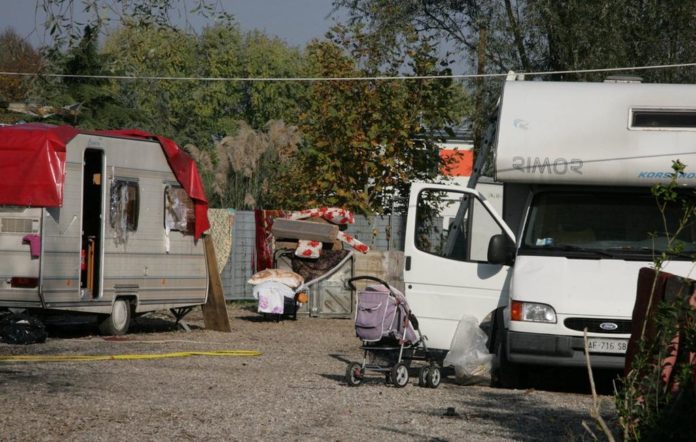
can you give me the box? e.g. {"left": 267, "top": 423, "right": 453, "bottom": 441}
{"left": 247, "top": 268, "right": 304, "bottom": 289}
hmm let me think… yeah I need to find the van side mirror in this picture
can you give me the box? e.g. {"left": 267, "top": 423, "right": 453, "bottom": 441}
{"left": 488, "top": 234, "right": 515, "bottom": 265}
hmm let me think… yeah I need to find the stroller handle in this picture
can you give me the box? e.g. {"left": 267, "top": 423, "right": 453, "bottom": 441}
{"left": 346, "top": 275, "right": 390, "bottom": 291}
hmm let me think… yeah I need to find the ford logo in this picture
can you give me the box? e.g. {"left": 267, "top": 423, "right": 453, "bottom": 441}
{"left": 600, "top": 322, "right": 619, "bottom": 331}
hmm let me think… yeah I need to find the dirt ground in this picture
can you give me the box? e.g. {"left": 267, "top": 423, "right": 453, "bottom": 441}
{"left": 0, "top": 304, "right": 619, "bottom": 441}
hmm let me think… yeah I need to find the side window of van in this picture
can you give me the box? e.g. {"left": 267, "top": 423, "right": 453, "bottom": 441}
{"left": 164, "top": 185, "right": 194, "bottom": 235}
{"left": 415, "top": 189, "right": 470, "bottom": 261}
{"left": 415, "top": 189, "right": 506, "bottom": 262}
{"left": 110, "top": 179, "right": 139, "bottom": 232}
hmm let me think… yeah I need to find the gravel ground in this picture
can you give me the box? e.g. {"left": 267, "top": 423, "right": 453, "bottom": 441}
{"left": 0, "top": 305, "right": 619, "bottom": 441}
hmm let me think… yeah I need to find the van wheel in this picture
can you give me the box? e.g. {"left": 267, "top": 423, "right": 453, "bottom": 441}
{"left": 99, "top": 298, "right": 131, "bottom": 335}
{"left": 491, "top": 330, "right": 522, "bottom": 388}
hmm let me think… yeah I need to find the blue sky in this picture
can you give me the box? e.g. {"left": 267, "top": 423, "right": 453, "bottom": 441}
{"left": 0, "top": 0, "right": 340, "bottom": 48}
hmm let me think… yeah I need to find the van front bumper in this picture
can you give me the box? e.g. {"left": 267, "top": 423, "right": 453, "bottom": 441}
{"left": 507, "top": 331, "right": 626, "bottom": 370}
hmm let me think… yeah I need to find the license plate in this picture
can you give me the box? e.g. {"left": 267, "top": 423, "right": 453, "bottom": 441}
{"left": 586, "top": 338, "right": 628, "bottom": 354}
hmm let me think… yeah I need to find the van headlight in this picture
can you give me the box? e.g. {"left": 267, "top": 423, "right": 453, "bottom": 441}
{"left": 511, "top": 301, "right": 557, "bottom": 323}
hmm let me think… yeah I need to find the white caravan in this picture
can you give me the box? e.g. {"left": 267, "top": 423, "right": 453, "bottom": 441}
{"left": 404, "top": 77, "right": 696, "bottom": 386}
{"left": 0, "top": 125, "right": 209, "bottom": 335}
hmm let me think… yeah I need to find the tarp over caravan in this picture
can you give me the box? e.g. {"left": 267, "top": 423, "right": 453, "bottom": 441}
{"left": 0, "top": 124, "right": 210, "bottom": 238}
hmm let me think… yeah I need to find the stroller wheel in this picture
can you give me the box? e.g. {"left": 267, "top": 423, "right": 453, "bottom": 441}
{"left": 391, "top": 362, "right": 409, "bottom": 388}
{"left": 426, "top": 366, "right": 441, "bottom": 388}
{"left": 345, "top": 362, "right": 363, "bottom": 387}
{"left": 418, "top": 366, "right": 430, "bottom": 387}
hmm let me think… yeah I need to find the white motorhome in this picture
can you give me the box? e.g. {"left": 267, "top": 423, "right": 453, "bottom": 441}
{"left": 0, "top": 125, "right": 210, "bottom": 335}
{"left": 404, "top": 77, "right": 696, "bottom": 386}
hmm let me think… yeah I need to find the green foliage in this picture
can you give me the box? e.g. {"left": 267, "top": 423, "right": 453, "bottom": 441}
{"left": 188, "top": 120, "right": 302, "bottom": 210}
{"left": 336, "top": 0, "right": 696, "bottom": 81}
{"left": 0, "top": 28, "right": 43, "bottom": 103}
{"left": 616, "top": 161, "right": 696, "bottom": 440}
{"left": 34, "top": 25, "right": 141, "bottom": 128}
{"left": 294, "top": 24, "right": 467, "bottom": 214}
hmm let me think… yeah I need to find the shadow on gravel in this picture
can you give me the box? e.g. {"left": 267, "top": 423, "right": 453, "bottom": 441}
{"left": 39, "top": 313, "right": 194, "bottom": 339}
{"left": 446, "top": 389, "right": 619, "bottom": 441}
{"left": 515, "top": 366, "right": 621, "bottom": 396}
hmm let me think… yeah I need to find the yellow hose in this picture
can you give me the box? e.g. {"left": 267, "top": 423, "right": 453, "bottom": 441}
{"left": 0, "top": 350, "right": 262, "bottom": 363}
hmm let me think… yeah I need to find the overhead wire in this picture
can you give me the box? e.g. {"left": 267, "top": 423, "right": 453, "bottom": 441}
{"left": 0, "top": 62, "right": 695, "bottom": 82}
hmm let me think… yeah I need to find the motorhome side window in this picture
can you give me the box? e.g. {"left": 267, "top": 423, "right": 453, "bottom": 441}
{"left": 164, "top": 185, "right": 194, "bottom": 235}
{"left": 414, "top": 189, "right": 505, "bottom": 262}
{"left": 110, "top": 179, "right": 139, "bottom": 232}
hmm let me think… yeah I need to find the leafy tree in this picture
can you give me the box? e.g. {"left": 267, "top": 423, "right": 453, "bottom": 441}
{"left": 34, "top": 25, "right": 140, "bottom": 128}
{"left": 290, "top": 24, "right": 467, "bottom": 214}
{"left": 334, "top": 0, "right": 696, "bottom": 147}
{"left": 0, "top": 28, "right": 43, "bottom": 103}
{"left": 37, "top": 0, "right": 234, "bottom": 50}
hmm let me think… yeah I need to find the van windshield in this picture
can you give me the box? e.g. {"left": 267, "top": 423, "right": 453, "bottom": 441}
{"left": 521, "top": 191, "right": 696, "bottom": 258}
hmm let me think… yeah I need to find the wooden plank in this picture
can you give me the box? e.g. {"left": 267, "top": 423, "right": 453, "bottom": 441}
{"left": 271, "top": 218, "right": 338, "bottom": 242}
{"left": 201, "top": 235, "right": 232, "bottom": 332}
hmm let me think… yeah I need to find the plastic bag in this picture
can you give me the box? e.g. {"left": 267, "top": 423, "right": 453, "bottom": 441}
{"left": 0, "top": 313, "right": 47, "bottom": 345}
{"left": 443, "top": 315, "right": 493, "bottom": 385}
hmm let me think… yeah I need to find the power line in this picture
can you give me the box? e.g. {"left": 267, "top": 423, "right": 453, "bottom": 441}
{"left": 0, "top": 62, "right": 695, "bottom": 82}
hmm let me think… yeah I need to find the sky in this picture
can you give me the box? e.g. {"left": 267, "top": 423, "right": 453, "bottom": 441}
{"left": 0, "top": 0, "right": 341, "bottom": 49}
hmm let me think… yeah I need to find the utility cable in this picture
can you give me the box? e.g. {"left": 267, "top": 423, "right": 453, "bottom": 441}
{"left": 0, "top": 62, "right": 695, "bottom": 82}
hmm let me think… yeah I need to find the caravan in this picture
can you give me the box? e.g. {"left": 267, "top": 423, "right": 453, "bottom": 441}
{"left": 0, "top": 124, "right": 210, "bottom": 335}
{"left": 404, "top": 77, "right": 696, "bottom": 386}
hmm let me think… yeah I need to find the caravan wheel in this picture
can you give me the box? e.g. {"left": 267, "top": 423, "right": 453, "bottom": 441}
{"left": 99, "top": 298, "right": 131, "bottom": 336}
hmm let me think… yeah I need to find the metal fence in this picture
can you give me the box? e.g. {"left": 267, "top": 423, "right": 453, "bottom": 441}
{"left": 219, "top": 211, "right": 406, "bottom": 300}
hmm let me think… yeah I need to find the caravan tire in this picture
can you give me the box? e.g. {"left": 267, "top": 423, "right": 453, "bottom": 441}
{"left": 99, "top": 298, "right": 131, "bottom": 336}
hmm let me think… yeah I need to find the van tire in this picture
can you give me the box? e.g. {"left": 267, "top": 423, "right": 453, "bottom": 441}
{"left": 99, "top": 298, "right": 131, "bottom": 335}
{"left": 490, "top": 310, "right": 523, "bottom": 388}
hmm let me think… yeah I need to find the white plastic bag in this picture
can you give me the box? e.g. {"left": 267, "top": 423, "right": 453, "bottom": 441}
{"left": 443, "top": 315, "right": 493, "bottom": 385}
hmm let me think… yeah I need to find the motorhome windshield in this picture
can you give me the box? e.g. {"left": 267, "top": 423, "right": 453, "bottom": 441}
{"left": 521, "top": 191, "right": 696, "bottom": 258}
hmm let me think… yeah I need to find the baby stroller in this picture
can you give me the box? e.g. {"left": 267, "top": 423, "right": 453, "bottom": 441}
{"left": 344, "top": 276, "right": 441, "bottom": 388}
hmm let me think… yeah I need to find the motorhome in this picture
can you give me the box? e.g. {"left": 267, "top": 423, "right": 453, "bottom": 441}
{"left": 0, "top": 124, "right": 210, "bottom": 335}
{"left": 404, "top": 76, "right": 696, "bottom": 386}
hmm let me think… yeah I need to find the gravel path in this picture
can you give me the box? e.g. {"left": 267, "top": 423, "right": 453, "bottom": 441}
{"left": 0, "top": 305, "right": 618, "bottom": 441}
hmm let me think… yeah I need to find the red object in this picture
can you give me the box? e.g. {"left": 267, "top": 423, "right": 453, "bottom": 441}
{"left": 0, "top": 124, "right": 209, "bottom": 239}
{"left": 80, "top": 249, "right": 87, "bottom": 271}
{"left": 439, "top": 149, "right": 474, "bottom": 176}
{"left": 0, "top": 123, "right": 76, "bottom": 207}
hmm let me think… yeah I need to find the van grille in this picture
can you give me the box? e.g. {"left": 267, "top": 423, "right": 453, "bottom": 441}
{"left": 564, "top": 318, "right": 632, "bottom": 334}
{"left": 1, "top": 218, "right": 38, "bottom": 234}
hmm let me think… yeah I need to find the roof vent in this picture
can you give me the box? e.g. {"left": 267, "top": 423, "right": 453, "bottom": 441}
{"left": 604, "top": 75, "right": 642, "bottom": 83}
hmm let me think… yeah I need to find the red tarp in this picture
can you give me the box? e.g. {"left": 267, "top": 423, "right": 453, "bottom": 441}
{"left": 0, "top": 124, "right": 210, "bottom": 239}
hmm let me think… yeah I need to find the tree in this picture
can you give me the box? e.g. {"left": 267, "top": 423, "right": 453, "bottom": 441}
{"left": 334, "top": 1, "right": 696, "bottom": 147}
{"left": 0, "top": 28, "right": 43, "bottom": 102}
{"left": 27, "top": 24, "right": 141, "bottom": 128}
{"left": 290, "top": 24, "right": 467, "bottom": 214}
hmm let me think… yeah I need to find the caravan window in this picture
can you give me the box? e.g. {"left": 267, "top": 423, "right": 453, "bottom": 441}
{"left": 631, "top": 109, "right": 696, "bottom": 129}
{"left": 164, "top": 185, "right": 194, "bottom": 234}
{"left": 110, "top": 179, "right": 139, "bottom": 232}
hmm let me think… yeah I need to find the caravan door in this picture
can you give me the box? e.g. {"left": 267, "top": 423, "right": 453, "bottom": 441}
{"left": 403, "top": 183, "right": 514, "bottom": 351}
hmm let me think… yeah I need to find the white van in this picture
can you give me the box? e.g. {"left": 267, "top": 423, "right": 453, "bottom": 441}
{"left": 0, "top": 125, "right": 210, "bottom": 335}
{"left": 404, "top": 77, "right": 696, "bottom": 386}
